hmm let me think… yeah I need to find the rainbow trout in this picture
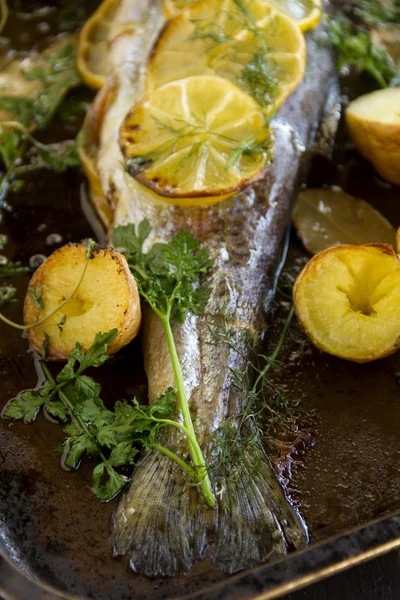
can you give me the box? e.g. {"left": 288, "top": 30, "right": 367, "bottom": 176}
{"left": 82, "top": 0, "right": 336, "bottom": 577}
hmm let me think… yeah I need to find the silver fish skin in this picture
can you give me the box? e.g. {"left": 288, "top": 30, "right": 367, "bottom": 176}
{"left": 89, "top": 0, "right": 336, "bottom": 577}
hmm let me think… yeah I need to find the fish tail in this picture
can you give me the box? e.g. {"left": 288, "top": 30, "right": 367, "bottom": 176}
{"left": 112, "top": 443, "right": 307, "bottom": 576}
{"left": 210, "top": 445, "right": 308, "bottom": 573}
{"left": 111, "top": 451, "right": 207, "bottom": 576}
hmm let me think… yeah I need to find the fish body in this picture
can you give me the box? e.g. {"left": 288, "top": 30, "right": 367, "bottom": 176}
{"left": 84, "top": 0, "right": 337, "bottom": 577}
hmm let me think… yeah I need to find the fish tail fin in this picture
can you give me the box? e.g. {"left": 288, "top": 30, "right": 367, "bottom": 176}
{"left": 210, "top": 445, "right": 308, "bottom": 573}
{"left": 111, "top": 451, "right": 207, "bottom": 576}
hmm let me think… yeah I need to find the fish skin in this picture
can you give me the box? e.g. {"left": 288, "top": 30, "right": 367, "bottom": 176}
{"left": 86, "top": 0, "right": 337, "bottom": 576}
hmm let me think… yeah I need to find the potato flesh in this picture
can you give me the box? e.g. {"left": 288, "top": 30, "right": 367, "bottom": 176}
{"left": 294, "top": 244, "right": 400, "bottom": 362}
{"left": 24, "top": 244, "right": 141, "bottom": 360}
{"left": 346, "top": 88, "right": 400, "bottom": 186}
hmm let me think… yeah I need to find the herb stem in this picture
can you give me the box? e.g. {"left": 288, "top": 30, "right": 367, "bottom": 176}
{"left": 253, "top": 304, "right": 294, "bottom": 391}
{"left": 41, "top": 362, "right": 110, "bottom": 467}
{"left": 0, "top": 0, "right": 8, "bottom": 35}
{"left": 162, "top": 314, "right": 216, "bottom": 508}
{"left": 150, "top": 443, "right": 195, "bottom": 477}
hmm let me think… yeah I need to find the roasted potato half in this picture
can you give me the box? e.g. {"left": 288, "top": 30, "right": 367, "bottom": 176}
{"left": 294, "top": 244, "right": 400, "bottom": 363}
{"left": 24, "top": 243, "right": 141, "bottom": 360}
{"left": 346, "top": 88, "right": 400, "bottom": 186}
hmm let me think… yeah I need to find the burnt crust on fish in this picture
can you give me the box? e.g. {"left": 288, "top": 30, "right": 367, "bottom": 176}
{"left": 84, "top": 0, "right": 337, "bottom": 577}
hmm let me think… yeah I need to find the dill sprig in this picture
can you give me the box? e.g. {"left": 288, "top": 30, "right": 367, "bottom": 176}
{"left": 189, "top": 0, "right": 278, "bottom": 113}
{"left": 125, "top": 112, "right": 272, "bottom": 177}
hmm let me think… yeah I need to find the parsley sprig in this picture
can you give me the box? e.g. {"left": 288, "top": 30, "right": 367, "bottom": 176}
{"left": 0, "top": 40, "right": 82, "bottom": 201}
{"left": 327, "top": 12, "right": 398, "bottom": 88}
{"left": 113, "top": 220, "right": 216, "bottom": 508}
{"left": 3, "top": 330, "right": 178, "bottom": 501}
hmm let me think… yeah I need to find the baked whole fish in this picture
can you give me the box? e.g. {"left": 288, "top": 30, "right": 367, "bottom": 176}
{"left": 81, "top": 0, "right": 336, "bottom": 577}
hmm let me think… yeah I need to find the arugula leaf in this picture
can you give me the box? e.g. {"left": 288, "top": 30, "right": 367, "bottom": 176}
{"left": 0, "top": 285, "right": 16, "bottom": 307}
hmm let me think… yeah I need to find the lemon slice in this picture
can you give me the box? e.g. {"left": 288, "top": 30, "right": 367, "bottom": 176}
{"left": 265, "top": 0, "right": 321, "bottom": 32}
{"left": 77, "top": 0, "right": 121, "bottom": 89}
{"left": 119, "top": 75, "right": 272, "bottom": 199}
{"left": 163, "top": 0, "right": 194, "bottom": 18}
{"left": 147, "top": 0, "right": 306, "bottom": 113}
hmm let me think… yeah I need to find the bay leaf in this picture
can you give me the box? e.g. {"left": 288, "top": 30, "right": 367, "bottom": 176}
{"left": 292, "top": 187, "right": 396, "bottom": 255}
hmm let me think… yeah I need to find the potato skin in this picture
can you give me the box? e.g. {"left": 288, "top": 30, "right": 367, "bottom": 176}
{"left": 346, "top": 108, "right": 400, "bottom": 186}
{"left": 24, "top": 243, "right": 141, "bottom": 360}
{"left": 294, "top": 243, "right": 400, "bottom": 364}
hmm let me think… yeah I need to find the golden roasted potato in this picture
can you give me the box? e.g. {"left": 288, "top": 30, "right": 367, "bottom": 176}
{"left": 24, "top": 243, "right": 141, "bottom": 360}
{"left": 346, "top": 88, "right": 400, "bottom": 186}
{"left": 294, "top": 244, "right": 400, "bottom": 363}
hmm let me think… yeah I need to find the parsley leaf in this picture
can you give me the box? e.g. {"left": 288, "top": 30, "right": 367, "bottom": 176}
{"left": 23, "top": 42, "right": 81, "bottom": 129}
{"left": 4, "top": 389, "right": 48, "bottom": 422}
{"left": 328, "top": 13, "right": 397, "bottom": 88}
{"left": 113, "top": 220, "right": 216, "bottom": 507}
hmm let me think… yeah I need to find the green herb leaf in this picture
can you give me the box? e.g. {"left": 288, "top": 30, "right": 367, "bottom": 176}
{"left": 0, "top": 263, "right": 30, "bottom": 277}
{"left": 91, "top": 463, "right": 129, "bottom": 502}
{"left": 45, "top": 400, "right": 69, "bottom": 422}
{"left": 0, "top": 284, "right": 16, "bottom": 307}
{"left": 63, "top": 433, "right": 99, "bottom": 469}
{"left": 328, "top": 13, "right": 396, "bottom": 88}
{"left": 24, "top": 42, "right": 82, "bottom": 129}
{"left": 29, "top": 139, "right": 80, "bottom": 173}
{"left": 28, "top": 286, "right": 43, "bottom": 310}
{"left": 4, "top": 389, "right": 47, "bottom": 422}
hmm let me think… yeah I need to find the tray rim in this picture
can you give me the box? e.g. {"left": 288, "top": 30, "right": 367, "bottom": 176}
{"left": 2, "top": 508, "right": 400, "bottom": 600}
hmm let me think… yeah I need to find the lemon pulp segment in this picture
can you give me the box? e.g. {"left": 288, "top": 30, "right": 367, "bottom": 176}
{"left": 147, "top": 0, "right": 306, "bottom": 113}
{"left": 294, "top": 244, "right": 400, "bottom": 363}
{"left": 119, "top": 75, "right": 272, "bottom": 198}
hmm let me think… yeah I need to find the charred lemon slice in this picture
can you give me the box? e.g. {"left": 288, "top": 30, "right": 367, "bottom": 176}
{"left": 294, "top": 244, "right": 400, "bottom": 363}
{"left": 346, "top": 88, "right": 400, "bottom": 187}
{"left": 120, "top": 75, "right": 272, "bottom": 199}
{"left": 265, "top": 0, "right": 321, "bottom": 32}
{"left": 147, "top": 0, "right": 306, "bottom": 112}
{"left": 77, "top": 0, "right": 121, "bottom": 89}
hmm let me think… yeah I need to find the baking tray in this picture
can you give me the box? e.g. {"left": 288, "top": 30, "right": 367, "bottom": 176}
{"left": 2, "top": 3, "right": 400, "bottom": 599}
